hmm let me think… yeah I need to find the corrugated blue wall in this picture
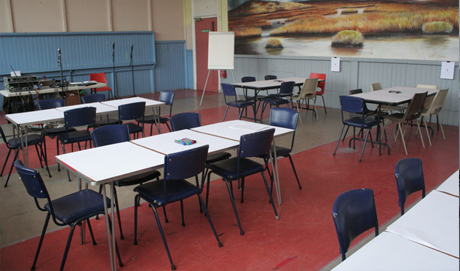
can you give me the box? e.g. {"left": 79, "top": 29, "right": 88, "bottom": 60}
{"left": 0, "top": 32, "right": 190, "bottom": 111}
{"left": 225, "top": 56, "right": 459, "bottom": 126}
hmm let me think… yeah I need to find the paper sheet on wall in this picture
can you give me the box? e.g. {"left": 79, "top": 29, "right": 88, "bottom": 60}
{"left": 331, "top": 57, "right": 340, "bottom": 72}
{"left": 440, "top": 61, "right": 455, "bottom": 79}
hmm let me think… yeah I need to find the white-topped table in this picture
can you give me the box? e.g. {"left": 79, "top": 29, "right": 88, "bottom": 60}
{"left": 386, "top": 190, "right": 459, "bottom": 258}
{"left": 132, "top": 129, "right": 239, "bottom": 156}
{"left": 230, "top": 76, "right": 309, "bottom": 91}
{"left": 54, "top": 102, "right": 117, "bottom": 115}
{"left": 331, "top": 232, "right": 459, "bottom": 271}
{"left": 191, "top": 120, "right": 294, "bottom": 205}
{"left": 436, "top": 170, "right": 459, "bottom": 197}
{"left": 352, "top": 86, "right": 438, "bottom": 106}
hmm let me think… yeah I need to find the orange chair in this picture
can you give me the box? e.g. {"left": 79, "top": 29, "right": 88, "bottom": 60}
{"left": 89, "top": 73, "right": 112, "bottom": 98}
{"left": 309, "top": 73, "right": 327, "bottom": 114}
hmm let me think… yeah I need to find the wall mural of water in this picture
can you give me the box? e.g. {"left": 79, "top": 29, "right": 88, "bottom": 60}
{"left": 229, "top": 0, "right": 459, "bottom": 61}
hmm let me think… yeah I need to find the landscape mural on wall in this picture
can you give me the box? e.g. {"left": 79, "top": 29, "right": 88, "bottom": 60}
{"left": 228, "top": 0, "right": 459, "bottom": 61}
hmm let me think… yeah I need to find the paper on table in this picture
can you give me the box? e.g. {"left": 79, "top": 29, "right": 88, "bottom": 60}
{"left": 229, "top": 122, "right": 271, "bottom": 132}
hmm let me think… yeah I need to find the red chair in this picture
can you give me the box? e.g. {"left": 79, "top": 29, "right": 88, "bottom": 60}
{"left": 309, "top": 73, "right": 327, "bottom": 114}
{"left": 89, "top": 73, "right": 112, "bottom": 98}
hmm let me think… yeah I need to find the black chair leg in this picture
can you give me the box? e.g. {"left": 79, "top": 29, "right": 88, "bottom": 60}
{"left": 86, "top": 219, "right": 97, "bottom": 245}
{"left": 59, "top": 223, "right": 78, "bottom": 271}
{"left": 134, "top": 195, "right": 141, "bottom": 245}
{"left": 198, "top": 194, "right": 223, "bottom": 247}
{"left": 342, "top": 126, "right": 350, "bottom": 141}
{"left": 222, "top": 106, "right": 230, "bottom": 122}
{"left": 180, "top": 200, "right": 185, "bottom": 226}
{"left": 240, "top": 178, "right": 245, "bottom": 203}
{"left": 152, "top": 206, "right": 176, "bottom": 270}
{"left": 31, "top": 213, "right": 51, "bottom": 271}
{"left": 112, "top": 187, "right": 124, "bottom": 240}
{"left": 288, "top": 155, "right": 302, "bottom": 189}
{"left": 359, "top": 130, "right": 371, "bottom": 162}
{"left": 261, "top": 171, "right": 279, "bottom": 220}
{"left": 107, "top": 216, "right": 124, "bottom": 267}
{"left": 4, "top": 149, "right": 20, "bottom": 187}
{"left": 321, "top": 95, "right": 327, "bottom": 114}
{"left": 205, "top": 170, "right": 212, "bottom": 210}
{"left": 225, "top": 180, "right": 244, "bottom": 235}
{"left": 334, "top": 125, "right": 346, "bottom": 156}
{"left": 0, "top": 149, "right": 12, "bottom": 177}
{"left": 39, "top": 143, "right": 51, "bottom": 178}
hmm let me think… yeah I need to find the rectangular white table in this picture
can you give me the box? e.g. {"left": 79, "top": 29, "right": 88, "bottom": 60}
{"left": 386, "top": 190, "right": 459, "bottom": 258}
{"left": 436, "top": 170, "right": 459, "bottom": 197}
{"left": 352, "top": 86, "right": 438, "bottom": 106}
{"left": 191, "top": 120, "right": 294, "bottom": 205}
{"left": 54, "top": 102, "right": 117, "bottom": 115}
{"left": 331, "top": 232, "right": 459, "bottom": 271}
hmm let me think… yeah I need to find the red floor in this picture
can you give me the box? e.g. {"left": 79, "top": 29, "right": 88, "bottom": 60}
{"left": 0, "top": 93, "right": 458, "bottom": 271}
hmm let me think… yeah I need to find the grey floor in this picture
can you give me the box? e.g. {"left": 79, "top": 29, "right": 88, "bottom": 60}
{"left": 0, "top": 92, "right": 345, "bottom": 251}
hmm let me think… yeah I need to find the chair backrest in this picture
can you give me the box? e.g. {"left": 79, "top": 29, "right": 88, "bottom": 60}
{"left": 371, "top": 82, "right": 382, "bottom": 91}
{"left": 395, "top": 158, "right": 425, "bottom": 215}
{"left": 349, "top": 88, "right": 363, "bottom": 95}
{"left": 64, "top": 107, "right": 96, "bottom": 128}
{"left": 221, "top": 83, "right": 237, "bottom": 101}
{"left": 81, "top": 94, "right": 106, "bottom": 103}
{"left": 426, "top": 88, "right": 449, "bottom": 115}
{"left": 164, "top": 145, "right": 209, "bottom": 181}
{"left": 239, "top": 128, "right": 275, "bottom": 159}
{"left": 279, "top": 81, "right": 295, "bottom": 95}
{"left": 403, "top": 92, "right": 427, "bottom": 121}
{"left": 297, "top": 78, "right": 318, "bottom": 99}
{"left": 159, "top": 90, "right": 175, "bottom": 117}
{"left": 92, "top": 124, "right": 130, "bottom": 147}
{"left": 37, "top": 99, "right": 65, "bottom": 110}
{"left": 265, "top": 75, "right": 277, "bottom": 80}
{"left": 417, "top": 84, "right": 437, "bottom": 89}
{"left": 332, "top": 188, "right": 379, "bottom": 261}
{"left": 309, "top": 73, "right": 326, "bottom": 94}
{"left": 169, "top": 112, "right": 201, "bottom": 131}
{"left": 89, "top": 73, "right": 111, "bottom": 92}
{"left": 269, "top": 108, "right": 299, "bottom": 151}
{"left": 339, "top": 96, "right": 365, "bottom": 115}
{"left": 241, "top": 76, "right": 256, "bottom": 82}
{"left": 118, "top": 102, "right": 146, "bottom": 121}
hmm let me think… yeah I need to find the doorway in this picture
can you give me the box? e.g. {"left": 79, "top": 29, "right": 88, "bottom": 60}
{"left": 195, "top": 17, "right": 219, "bottom": 92}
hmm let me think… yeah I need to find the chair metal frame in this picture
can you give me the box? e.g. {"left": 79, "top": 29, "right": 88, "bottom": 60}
{"left": 221, "top": 83, "right": 257, "bottom": 122}
{"left": 81, "top": 94, "right": 120, "bottom": 127}
{"left": 118, "top": 101, "right": 145, "bottom": 139}
{"left": 138, "top": 90, "right": 175, "bottom": 135}
{"left": 292, "top": 78, "right": 318, "bottom": 122}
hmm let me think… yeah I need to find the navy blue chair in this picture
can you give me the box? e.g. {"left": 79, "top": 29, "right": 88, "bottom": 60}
{"left": 333, "top": 96, "right": 382, "bottom": 162}
{"left": 332, "top": 188, "right": 379, "bottom": 261}
{"left": 266, "top": 108, "right": 302, "bottom": 191}
{"left": 0, "top": 126, "right": 50, "bottom": 187}
{"left": 138, "top": 90, "right": 175, "bottom": 135}
{"left": 241, "top": 76, "right": 257, "bottom": 100}
{"left": 169, "top": 112, "right": 232, "bottom": 209}
{"left": 264, "top": 75, "right": 277, "bottom": 80}
{"left": 395, "top": 158, "right": 425, "bottom": 215}
{"left": 37, "top": 98, "right": 74, "bottom": 167}
{"left": 118, "top": 101, "right": 145, "bottom": 139}
{"left": 81, "top": 94, "right": 119, "bottom": 127}
{"left": 133, "top": 145, "right": 223, "bottom": 270}
{"left": 91, "top": 124, "right": 161, "bottom": 239}
{"left": 260, "top": 81, "right": 295, "bottom": 119}
{"left": 14, "top": 159, "right": 123, "bottom": 270}
{"left": 221, "top": 83, "right": 257, "bottom": 122}
{"left": 205, "top": 128, "right": 279, "bottom": 235}
{"left": 57, "top": 107, "right": 96, "bottom": 181}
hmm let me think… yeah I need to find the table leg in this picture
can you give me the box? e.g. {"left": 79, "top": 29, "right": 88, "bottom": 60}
{"left": 153, "top": 107, "right": 161, "bottom": 134}
{"left": 271, "top": 137, "right": 282, "bottom": 205}
{"left": 102, "top": 184, "right": 117, "bottom": 271}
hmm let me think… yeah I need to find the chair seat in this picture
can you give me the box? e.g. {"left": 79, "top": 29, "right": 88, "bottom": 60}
{"left": 343, "top": 116, "right": 381, "bottom": 128}
{"left": 206, "top": 152, "right": 232, "bottom": 164}
{"left": 42, "top": 127, "right": 76, "bottom": 138}
{"left": 227, "top": 100, "right": 255, "bottom": 108}
{"left": 95, "top": 118, "right": 120, "bottom": 127}
{"left": 207, "top": 157, "right": 265, "bottom": 181}
{"left": 261, "top": 96, "right": 290, "bottom": 106}
{"left": 8, "top": 134, "right": 44, "bottom": 149}
{"left": 114, "top": 169, "right": 161, "bottom": 187}
{"left": 138, "top": 115, "right": 169, "bottom": 124}
{"left": 45, "top": 189, "right": 110, "bottom": 225}
{"left": 134, "top": 179, "right": 201, "bottom": 206}
{"left": 57, "top": 130, "right": 91, "bottom": 144}
{"left": 125, "top": 122, "right": 143, "bottom": 134}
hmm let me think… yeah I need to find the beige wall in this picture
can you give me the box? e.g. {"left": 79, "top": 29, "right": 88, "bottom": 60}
{"left": 0, "top": 0, "right": 185, "bottom": 41}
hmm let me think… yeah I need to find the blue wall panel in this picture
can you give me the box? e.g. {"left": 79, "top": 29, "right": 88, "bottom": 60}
{"left": 186, "top": 49, "right": 194, "bottom": 89}
{"left": 154, "top": 41, "right": 187, "bottom": 91}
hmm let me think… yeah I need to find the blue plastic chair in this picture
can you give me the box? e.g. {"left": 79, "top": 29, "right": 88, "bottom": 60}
{"left": 57, "top": 107, "right": 96, "bottom": 181}
{"left": 81, "top": 94, "right": 120, "bottom": 127}
{"left": 169, "top": 112, "right": 232, "bottom": 209}
{"left": 221, "top": 83, "right": 256, "bottom": 122}
{"left": 14, "top": 159, "right": 123, "bottom": 270}
{"left": 332, "top": 188, "right": 379, "bottom": 261}
{"left": 0, "top": 126, "right": 50, "bottom": 187}
{"left": 138, "top": 90, "right": 175, "bottom": 135}
{"left": 260, "top": 81, "right": 295, "bottom": 119}
{"left": 91, "top": 124, "right": 161, "bottom": 239}
{"left": 395, "top": 158, "right": 425, "bottom": 215}
{"left": 118, "top": 101, "right": 145, "bottom": 138}
{"left": 205, "top": 128, "right": 279, "bottom": 235}
{"left": 266, "top": 108, "right": 302, "bottom": 191}
{"left": 333, "top": 96, "right": 382, "bottom": 162}
{"left": 133, "top": 145, "right": 223, "bottom": 270}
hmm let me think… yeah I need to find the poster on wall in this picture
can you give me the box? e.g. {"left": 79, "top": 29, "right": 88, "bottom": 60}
{"left": 228, "top": 0, "right": 459, "bottom": 61}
